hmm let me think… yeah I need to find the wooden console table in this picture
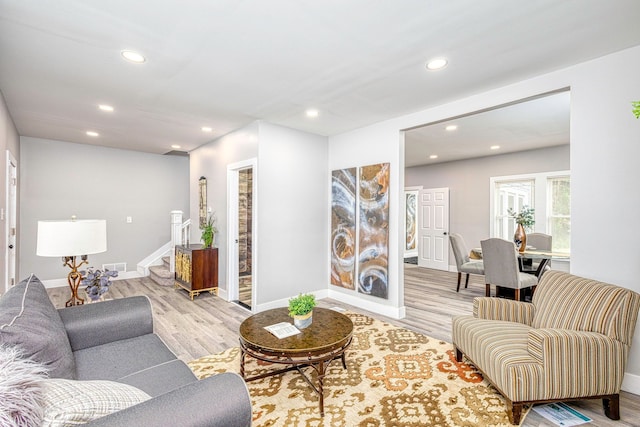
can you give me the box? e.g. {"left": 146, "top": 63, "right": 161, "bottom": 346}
{"left": 174, "top": 244, "right": 218, "bottom": 300}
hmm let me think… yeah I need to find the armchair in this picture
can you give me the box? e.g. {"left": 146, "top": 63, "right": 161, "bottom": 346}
{"left": 452, "top": 271, "right": 640, "bottom": 424}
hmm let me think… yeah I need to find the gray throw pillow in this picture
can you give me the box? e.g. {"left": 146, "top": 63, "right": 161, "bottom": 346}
{"left": 0, "top": 275, "right": 76, "bottom": 379}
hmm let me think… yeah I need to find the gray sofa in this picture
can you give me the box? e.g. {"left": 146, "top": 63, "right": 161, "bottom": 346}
{"left": 0, "top": 275, "right": 252, "bottom": 427}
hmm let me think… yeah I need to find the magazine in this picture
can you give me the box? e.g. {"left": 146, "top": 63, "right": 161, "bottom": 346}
{"left": 264, "top": 322, "right": 301, "bottom": 339}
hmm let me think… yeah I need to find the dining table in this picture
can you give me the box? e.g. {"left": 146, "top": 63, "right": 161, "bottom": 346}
{"left": 470, "top": 247, "right": 570, "bottom": 278}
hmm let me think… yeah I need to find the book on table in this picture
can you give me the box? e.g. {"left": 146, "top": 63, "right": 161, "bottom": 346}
{"left": 264, "top": 322, "right": 301, "bottom": 339}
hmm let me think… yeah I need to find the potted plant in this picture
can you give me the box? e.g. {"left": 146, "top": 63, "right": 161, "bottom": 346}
{"left": 632, "top": 101, "right": 640, "bottom": 119}
{"left": 288, "top": 293, "right": 316, "bottom": 329}
{"left": 200, "top": 213, "right": 217, "bottom": 248}
{"left": 507, "top": 206, "right": 535, "bottom": 253}
{"left": 81, "top": 268, "right": 118, "bottom": 302}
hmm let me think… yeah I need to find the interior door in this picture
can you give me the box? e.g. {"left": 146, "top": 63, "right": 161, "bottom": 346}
{"left": 418, "top": 187, "right": 449, "bottom": 270}
{"left": 5, "top": 151, "right": 17, "bottom": 292}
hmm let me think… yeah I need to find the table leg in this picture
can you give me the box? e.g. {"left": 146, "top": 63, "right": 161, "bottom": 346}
{"left": 316, "top": 361, "right": 327, "bottom": 417}
{"left": 240, "top": 348, "right": 246, "bottom": 379}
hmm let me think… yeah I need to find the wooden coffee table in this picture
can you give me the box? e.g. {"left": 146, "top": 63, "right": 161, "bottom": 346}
{"left": 238, "top": 307, "right": 353, "bottom": 416}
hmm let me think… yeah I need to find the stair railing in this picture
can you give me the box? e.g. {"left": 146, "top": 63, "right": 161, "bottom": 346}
{"left": 170, "top": 211, "right": 191, "bottom": 273}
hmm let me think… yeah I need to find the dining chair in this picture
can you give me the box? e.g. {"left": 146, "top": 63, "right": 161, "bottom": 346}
{"left": 480, "top": 238, "right": 538, "bottom": 300}
{"left": 449, "top": 233, "right": 484, "bottom": 292}
{"left": 525, "top": 232, "right": 553, "bottom": 274}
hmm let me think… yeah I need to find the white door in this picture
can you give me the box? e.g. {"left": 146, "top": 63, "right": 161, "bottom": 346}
{"left": 418, "top": 188, "right": 449, "bottom": 270}
{"left": 5, "top": 151, "right": 17, "bottom": 292}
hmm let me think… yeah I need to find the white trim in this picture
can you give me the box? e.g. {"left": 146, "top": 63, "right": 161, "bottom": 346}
{"left": 136, "top": 241, "right": 172, "bottom": 276}
{"left": 328, "top": 288, "right": 406, "bottom": 319}
{"left": 226, "top": 158, "right": 258, "bottom": 310}
{"left": 5, "top": 151, "right": 17, "bottom": 292}
{"left": 622, "top": 372, "right": 640, "bottom": 395}
{"left": 254, "top": 290, "right": 329, "bottom": 313}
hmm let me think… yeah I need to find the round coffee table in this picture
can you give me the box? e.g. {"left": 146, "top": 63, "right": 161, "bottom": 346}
{"left": 238, "top": 307, "right": 353, "bottom": 416}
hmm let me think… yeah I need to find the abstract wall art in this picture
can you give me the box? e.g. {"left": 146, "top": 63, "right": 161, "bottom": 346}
{"left": 358, "top": 163, "right": 390, "bottom": 299}
{"left": 405, "top": 191, "right": 417, "bottom": 251}
{"left": 330, "top": 168, "right": 357, "bottom": 290}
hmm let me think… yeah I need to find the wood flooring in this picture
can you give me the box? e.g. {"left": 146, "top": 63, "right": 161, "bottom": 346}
{"left": 46, "top": 265, "right": 640, "bottom": 426}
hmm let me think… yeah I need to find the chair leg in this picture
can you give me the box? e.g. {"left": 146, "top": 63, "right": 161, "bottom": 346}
{"left": 465, "top": 273, "right": 470, "bottom": 289}
{"left": 603, "top": 394, "right": 620, "bottom": 420}
{"left": 455, "top": 347, "right": 462, "bottom": 362}
{"left": 456, "top": 272, "right": 462, "bottom": 292}
{"left": 508, "top": 401, "right": 523, "bottom": 425}
{"left": 514, "top": 289, "right": 520, "bottom": 301}
{"left": 485, "top": 284, "right": 491, "bottom": 297}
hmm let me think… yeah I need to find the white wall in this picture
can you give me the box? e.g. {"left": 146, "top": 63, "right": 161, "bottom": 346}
{"left": 20, "top": 137, "right": 189, "bottom": 281}
{"left": 405, "top": 145, "right": 570, "bottom": 263}
{"left": 256, "top": 122, "right": 328, "bottom": 306}
{"left": 329, "top": 44, "right": 640, "bottom": 387}
{"left": 0, "top": 90, "right": 20, "bottom": 291}
{"left": 189, "top": 121, "right": 328, "bottom": 308}
{"left": 189, "top": 122, "right": 259, "bottom": 296}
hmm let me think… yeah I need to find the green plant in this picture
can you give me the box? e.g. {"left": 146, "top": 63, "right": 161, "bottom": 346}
{"left": 633, "top": 101, "right": 640, "bottom": 119}
{"left": 507, "top": 206, "right": 535, "bottom": 230}
{"left": 200, "top": 213, "right": 217, "bottom": 248}
{"left": 288, "top": 293, "right": 316, "bottom": 317}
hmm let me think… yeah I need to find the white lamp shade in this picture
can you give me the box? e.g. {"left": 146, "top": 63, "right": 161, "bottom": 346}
{"left": 37, "top": 219, "right": 107, "bottom": 257}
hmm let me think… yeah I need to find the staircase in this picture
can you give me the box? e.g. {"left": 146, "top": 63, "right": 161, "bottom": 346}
{"left": 149, "top": 256, "right": 174, "bottom": 287}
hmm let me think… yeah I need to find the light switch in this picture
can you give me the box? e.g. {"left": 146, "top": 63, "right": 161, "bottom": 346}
{"left": 126, "top": 216, "right": 133, "bottom": 223}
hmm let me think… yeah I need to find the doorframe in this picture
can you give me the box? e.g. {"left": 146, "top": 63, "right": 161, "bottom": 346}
{"left": 226, "top": 158, "right": 258, "bottom": 311}
{"left": 5, "top": 151, "right": 17, "bottom": 293}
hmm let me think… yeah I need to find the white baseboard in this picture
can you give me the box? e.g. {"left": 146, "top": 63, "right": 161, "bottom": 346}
{"left": 253, "top": 289, "right": 329, "bottom": 313}
{"left": 328, "top": 288, "right": 406, "bottom": 319}
{"left": 40, "top": 270, "right": 143, "bottom": 289}
{"left": 622, "top": 372, "right": 640, "bottom": 395}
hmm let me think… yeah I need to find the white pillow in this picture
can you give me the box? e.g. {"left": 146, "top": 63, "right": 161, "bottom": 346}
{"left": 41, "top": 379, "right": 151, "bottom": 427}
{"left": 0, "top": 345, "right": 47, "bottom": 427}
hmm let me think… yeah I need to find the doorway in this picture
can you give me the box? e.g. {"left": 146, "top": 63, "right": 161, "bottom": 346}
{"left": 417, "top": 187, "right": 450, "bottom": 271}
{"left": 227, "top": 158, "right": 257, "bottom": 311}
{"left": 5, "top": 151, "right": 17, "bottom": 293}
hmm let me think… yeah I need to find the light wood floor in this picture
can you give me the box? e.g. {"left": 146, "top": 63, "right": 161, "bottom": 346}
{"left": 47, "top": 265, "right": 640, "bottom": 426}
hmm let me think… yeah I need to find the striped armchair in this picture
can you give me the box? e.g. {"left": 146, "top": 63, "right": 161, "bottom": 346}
{"left": 452, "top": 271, "right": 640, "bottom": 425}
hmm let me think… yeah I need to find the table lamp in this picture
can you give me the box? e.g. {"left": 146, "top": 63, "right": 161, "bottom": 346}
{"left": 37, "top": 217, "right": 107, "bottom": 307}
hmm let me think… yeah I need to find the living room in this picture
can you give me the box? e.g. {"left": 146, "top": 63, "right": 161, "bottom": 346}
{"left": 1, "top": 2, "right": 640, "bottom": 426}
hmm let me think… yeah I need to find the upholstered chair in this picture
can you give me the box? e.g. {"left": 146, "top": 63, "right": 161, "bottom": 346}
{"left": 452, "top": 271, "right": 640, "bottom": 425}
{"left": 525, "top": 233, "right": 553, "bottom": 273}
{"left": 449, "top": 233, "right": 484, "bottom": 292}
{"left": 480, "top": 238, "right": 538, "bottom": 300}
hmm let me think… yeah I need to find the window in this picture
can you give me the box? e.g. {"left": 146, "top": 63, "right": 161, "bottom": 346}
{"left": 490, "top": 171, "right": 570, "bottom": 254}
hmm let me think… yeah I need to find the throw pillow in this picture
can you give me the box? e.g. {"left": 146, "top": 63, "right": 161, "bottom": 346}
{"left": 41, "top": 379, "right": 151, "bottom": 426}
{"left": 0, "top": 274, "right": 76, "bottom": 379}
{"left": 0, "top": 345, "right": 48, "bottom": 427}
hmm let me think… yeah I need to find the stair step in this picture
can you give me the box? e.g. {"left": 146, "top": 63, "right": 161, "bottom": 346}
{"left": 149, "top": 264, "right": 173, "bottom": 287}
{"left": 162, "top": 256, "right": 171, "bottom": 269}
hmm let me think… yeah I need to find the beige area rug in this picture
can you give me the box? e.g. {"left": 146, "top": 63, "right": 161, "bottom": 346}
{"left": 188, "top": 312, "right": 529, "bottom": 426}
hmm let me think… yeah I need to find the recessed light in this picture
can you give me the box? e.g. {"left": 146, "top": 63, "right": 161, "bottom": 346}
{"left": 306, "top": 109, "right": 319, "bottom": 118}
{"left": 426, "top": 57, "right": 448, "bottom": 71}
{"left": 98, "top": 104, "right": 114, "bottom": 112}
{"left": 490, "top": 145, "right": 500, "bottom": 150}
{"left": 171, "top": 144, "right": 181, "bottom": 149}
{"left": 445, "top": 124, "right": 458, "bottom": 131}
{"left": 201, "top": 126, "right": 212, "bottom": 132}
{"left": 121, "top": 50, "right": 146, "bottom": 63}
{"left": 86, "top": 131, "right": 99, "bottom": 137}
{"left": 429, "top": 154, "right": 438, "bottom": 159}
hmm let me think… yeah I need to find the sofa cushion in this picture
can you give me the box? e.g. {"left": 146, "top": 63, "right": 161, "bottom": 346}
{"left": 0, "top": 345, "right": 48, "bottom": 427}
{"left": 73, "top": 333, "right": 178, "bottom": 382}
{"left": 0, "top": 275, "right": 76, "bottom": 379}
{"left": 118, "top": 359, "right": 197, "bottom": 397}
{"left": 41, "top": 379, "right": 150, "bottom": 427}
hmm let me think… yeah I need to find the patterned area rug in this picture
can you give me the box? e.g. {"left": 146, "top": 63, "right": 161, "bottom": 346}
{"left": 188, "top": 312, "right": 529, "bottom": 426}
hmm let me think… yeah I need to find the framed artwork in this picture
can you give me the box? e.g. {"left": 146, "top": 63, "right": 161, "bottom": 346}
{"left": 330, "top": 168, "right": 356, "bottom": 290}
{"left": 199, "top": 176, "right": 207, "bottom": 229}
{"left": 357, "top": 163, "right": 390, "bottom": 299}
{"left": 405, "top": 191, "right": 418, "bottom": 253}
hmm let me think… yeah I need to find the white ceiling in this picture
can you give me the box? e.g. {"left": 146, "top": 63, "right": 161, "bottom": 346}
{"left": 1, "top": 1, "right": 639, "bottom": 155}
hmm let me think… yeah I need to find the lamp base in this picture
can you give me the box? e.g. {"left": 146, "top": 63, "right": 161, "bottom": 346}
{"left": 63, "top": 255, "right": 88, "bottom": 307}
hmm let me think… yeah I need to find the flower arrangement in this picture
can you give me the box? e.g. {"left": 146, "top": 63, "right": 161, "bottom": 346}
{"left": 200, "top": 213, "right": 217, "bottom": 248}
{"left": 81, "top": 268, "right": 118, "bottom": 301}
{"left": 507, "top": 206, "right": 535, "bottom": 230}
{"left": 288, "top": 293, "right": 316, "bottom": 317}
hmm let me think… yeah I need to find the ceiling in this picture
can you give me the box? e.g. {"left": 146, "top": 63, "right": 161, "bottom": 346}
{"left": 1, "top": 1, "right": 639, "bottom": 155}
{"left": 404, "top": 90, "right": 570, "bottom": 167}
